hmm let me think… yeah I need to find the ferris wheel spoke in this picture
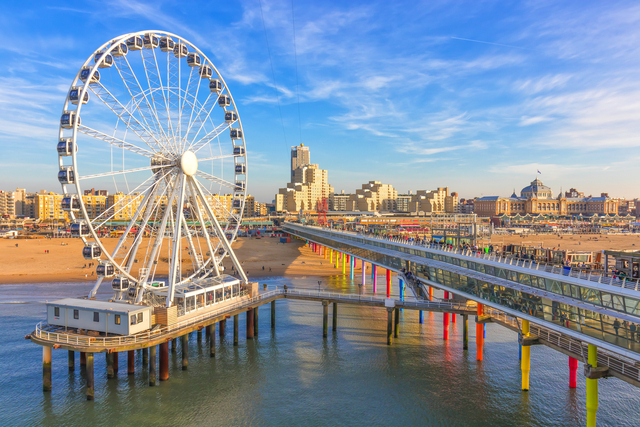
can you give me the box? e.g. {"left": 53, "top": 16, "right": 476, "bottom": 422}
{"left": 197, "top": 153, "right": 237, "bottom": 162}
{"left": 187, "top": 179, "right": 219, "bottom": 276}
{"left": 178, "top": 67, "right": 199, "bottom": 150}
{"left": 167, "top": 172, "right": 187, "bottom": 307}
{"left": 190, "top": 176, "right": 247, "bottom": 282}
{"left": 196, "top": 180, "right": 238, "bottom": 229}
{"left": 181, "top": 74, "right": 205, "bottom": 150}
{"left": 187, "top": 89, "right": 225, "bottom": 145}
{"left": 90, "top": 169, "right": 170, "bottom": 230}
{"left": 88, "top": 82, "right": 162, "bottom": 150}
{"left": 183, "top": 92, "right": 215, "bottom": 147}
{"left": 78, "top": 124, "right": 159, "bottom": 159}
{"left": 113, "top": 55, "right": 171, "bottom": 150}
{"left": 80, "top": 164, "right": 163, "bottom": 180}
{"left": 194, "top": 170, "right": 238, "bottom": 190}
{"left": 141, "top": 47, "right": 176, "bottom": 152}
{"left": 190, "top": 122, "right": 230, "bottom": 153}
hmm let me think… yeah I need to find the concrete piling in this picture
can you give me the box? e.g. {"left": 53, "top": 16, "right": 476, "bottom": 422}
{"left": 219, "top": 319, "right": 226, "bottom": 337}
{"left": 143, "top": 347, "right": 149, "bottom": 365}
{"left": 113, "top": 352, "right": 119, "bottom": 375}
{"left": 182, "top": 335, "right": 189, "bottom": 370}
{"left": 68, "top": 350, "right": 74, "bottom": 371}
{"left": 234, "top": 315, "right": 239, "bottom": 346}
{"left": 271, "top": 300, "right": 276, "bottom": 329}
{"left": 106, "top": 353, "right": 115, "bottom": 378}
{"left": 386, "top": 308, "right": 393, "bottom": 345}
{"left": 247, "top": 308, "right": 254, "bottom": 339}
{"left": 128, "top": 350, "right": 135, "bottom": 375}
{"left": 254, "top": 305, "right": 259, "bottom": 337}
{"left": 322, "top": 301, "right": 328, "bottom": 338}
{"left": 149, "top": 346, "right": 156, "bottom": 386}
{"left": 197, "top": 328, "right": 202, "bottom": 342}
{"left": 43, "top": 346, "right": 52, "bottom": 392}
{"left": 80, "top": 351, "right": 86, "bottom": 366}
{"left": 209, "top": 324, "right": 216, "bottom": 358}
{"left": 159, "top": 342, "right": 169, "bottom": 381}
{"left": 171, "top": 338, "right": 177, "bottom": 353}
{"left": 86, "top": 353, "right": 94, "bottom": 400}
{"left": 463, "top": 314, "right": 469, "bottom": 350}
{"left": 333, "top": 302, "right": 338, "bottom": 331}
{"left": 394, "top": 307, "right": 400, "bottom": 338}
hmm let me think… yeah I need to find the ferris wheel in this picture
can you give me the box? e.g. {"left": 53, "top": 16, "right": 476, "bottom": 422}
{"left": 57, "top": 31, "right": 248, "bottom": 307}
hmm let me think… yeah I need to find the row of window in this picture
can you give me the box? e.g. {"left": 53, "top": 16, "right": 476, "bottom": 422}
{"left": 53, "top": 307, "right": 143, "bottom": 326}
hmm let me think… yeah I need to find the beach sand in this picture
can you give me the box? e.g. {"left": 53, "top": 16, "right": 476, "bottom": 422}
{"left": 489, "top": 233, "right": 640, "bottom": 252}
{"left": 0, "top": 236, "right": 350, "bottom": 284}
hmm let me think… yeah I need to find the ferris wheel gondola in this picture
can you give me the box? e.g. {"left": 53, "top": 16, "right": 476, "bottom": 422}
{"left": 56, "top": 31, "right": 249, "bottom": 308}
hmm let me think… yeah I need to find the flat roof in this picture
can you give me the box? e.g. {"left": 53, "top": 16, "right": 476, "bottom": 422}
{"left": 46, "top": 298, "right": 151, "bottom": 314}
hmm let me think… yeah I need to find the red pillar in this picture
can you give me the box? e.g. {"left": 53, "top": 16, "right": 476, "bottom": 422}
{"left": 428, "top": 286, "right": 433, "bottom": 301}
{"left": 476, "top": 303, "right": 484, "bottom": 361}
{"left": 451, "top": 292, "right": 456, "bottom": 323}
{"left": 443, "top": 291, "right": 450, "bottom": 340}
{"left": 386, "top": 269, "right": 391, "bottom": 298}
{"left": 569, "top": 357, "right": 578, "bottom": 388}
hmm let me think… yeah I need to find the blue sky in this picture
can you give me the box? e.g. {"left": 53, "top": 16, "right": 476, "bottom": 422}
{"left": 1, "top": 0, "right": 640, "bottom": 202}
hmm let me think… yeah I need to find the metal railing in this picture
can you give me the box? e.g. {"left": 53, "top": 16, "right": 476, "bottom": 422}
{"left": 34, "top": 290, "right": 280, "bottom": 347}
{"left": 288, "top": 224, "right": 640, "bottom": 292}
{"left": 485, "top": 307, "right": 640, "bottom": 383}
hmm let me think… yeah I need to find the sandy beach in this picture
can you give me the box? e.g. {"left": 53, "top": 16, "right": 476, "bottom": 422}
{"left": 0, "top": 236, "right": 354, "bottom": 284}
{"left": 489, "top": 233, "right": 640, "bottom": 252}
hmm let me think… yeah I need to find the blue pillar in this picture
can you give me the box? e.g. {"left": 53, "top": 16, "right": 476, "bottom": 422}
{"left": 350, "top": 257, "right": 354, "bottom": 280}
{"left": 399, "top": 278, "right": 404, "bottom": 312}
{"left": 483, "top": 323, "right": 486, "bottom": 338}
{"left": 419, "top": 310, "right": 424, "bottom": 324}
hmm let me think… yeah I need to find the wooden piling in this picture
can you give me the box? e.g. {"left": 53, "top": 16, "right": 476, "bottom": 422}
{"left": 394, "top": 307, "right": 400, "bottom": 338}
{"left": 246, "top": 308, "right": 254, "bottom": 339}
{"left": 254, "top": 305, "right": 259, "bottom": 337}
{"left": 234, "top": 315, "right": 239, "bottom": 346}
{"left": 333, "top": 302, "right": 337, "bottom": 331}
{"left": 106, "top": 353, "right": 114, "bottom": 379}
{"left": 209, "top": 324, "right": 216, "bottom": 358}
{"left": 463, "top": 314, "right": 469, "bottom": 350}
{"left": 271, "top": 300, "right": 276, "bottom": 329}
{"left": 387, "top": 308, "right": 393, "bottom": 345}
{"left": 68, "top": 350, "right": 74, "bottom": 371}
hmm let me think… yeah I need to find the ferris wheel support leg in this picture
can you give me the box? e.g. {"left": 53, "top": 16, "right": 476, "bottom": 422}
{"left": 88, "top": 277, "right": 104, "bottom": 299}
{"left": 167, "top": 173, "right": 187, "bottom": 308}
{"left": 187, "top": 179, "right": 219, "bottom": 277}
{"left": 190, "top": 176, "right": 248, "bottom": 283}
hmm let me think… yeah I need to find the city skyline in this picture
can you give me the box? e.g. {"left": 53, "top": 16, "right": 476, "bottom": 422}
{"left": 2, "top": 1, "right": 640, "bottom": 202}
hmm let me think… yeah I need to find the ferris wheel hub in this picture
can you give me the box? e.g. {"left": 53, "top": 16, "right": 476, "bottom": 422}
{"left": 179, "top": 150, "right": 198, "bottom": 176}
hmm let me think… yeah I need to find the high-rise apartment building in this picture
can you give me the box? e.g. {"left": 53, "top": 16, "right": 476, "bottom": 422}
{"left": 409, "top": 187, "right": 459, "bottom": 213}
{"left": 348, "top": 181, "right": 398, "bottom": 212}
{"left": 290, "top": 143, "right": 310, "bottom": 182}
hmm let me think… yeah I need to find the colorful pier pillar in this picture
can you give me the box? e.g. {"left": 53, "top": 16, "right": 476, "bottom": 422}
{"left": 476, "top": 303, "right": 484, "bottom": 361}
{"left": 428, "top": 286, "right": 433, "bottom": 301}
{"left": 419, "top": 310, "right": 424, "bottom": 324}
{"left": 361, "top": 261, "right": 366, "bottom": 286}
{"left": 569, "top": 357, "right": 578, "bottom": 388}
{"left": 350, "top": 257, "right": 355, "bottom": 280}
{"left": 373, "top": 265, "right": 378, "bottom": 293}
{"left": 386, "top": 269, "right": 391, "bottom": 298}
{"left": 521, "top": 319, "right": 531, "bottom": 391}
{"left": 443, "top": 291, "right": 450, "bottom": 341}
{"left": 323, "top": 246, "right": 327, "bottom": 259}
{"left": 342, "top": 253, "right": 346, "bottom": 275}
{"left": 586, "top": 344, "right": 599, "bottom": 427}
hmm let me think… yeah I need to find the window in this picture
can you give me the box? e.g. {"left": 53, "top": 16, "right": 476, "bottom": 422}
{"left": 73, "top": 309, "right": 79, "bottom": 319}
{"left": 54, "top": 307, "right": 60, "bottom": 317}
{"left": 93, "top": 312, "right": 99, "bottom": 322}
{"left": 137, "top": 313, "right": 143, "bottom": 323}
{"left": 131, "top": 315, "right": 137, "bottom": 325}
{"left": 115, "top": 314, "right": 121, "bottom": 325}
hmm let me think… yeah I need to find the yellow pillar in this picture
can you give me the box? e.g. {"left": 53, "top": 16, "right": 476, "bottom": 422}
{"left": 521, "top": 319, "right": 530, "bottom": 391}
{"left": 324, "top": 247, "right": 327, "bottom": 259}
{"left": 586, "top": 344, "right": 598, "bottom": 427}
{"left": 342, "top": 253, "right": 346, "bottom": 274}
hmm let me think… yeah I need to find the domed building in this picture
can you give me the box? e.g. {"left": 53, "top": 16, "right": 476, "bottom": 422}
{"left": 475, "top": 177, "right": 619, "bottom": 218}
{"left": 520, "top": 178, "right": 553, "bottom": 199}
